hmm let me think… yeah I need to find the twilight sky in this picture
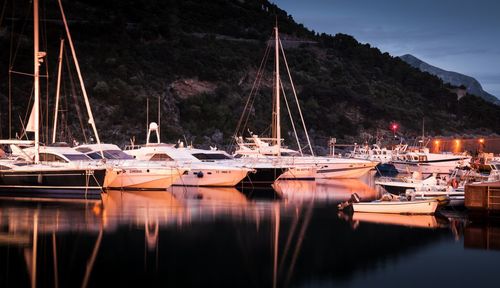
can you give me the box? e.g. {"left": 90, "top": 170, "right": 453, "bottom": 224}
{"left": 273, "top": 0, "right": 500, "bottom": 99}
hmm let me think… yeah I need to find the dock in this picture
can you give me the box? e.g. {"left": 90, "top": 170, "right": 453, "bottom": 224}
{"left": 465, "top": 181, "right": 500, "bottom": 211}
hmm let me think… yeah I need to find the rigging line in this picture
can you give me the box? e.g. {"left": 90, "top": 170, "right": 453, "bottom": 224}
{"left": 240, "top": 42, "right": 272, "bottom": 139}
{"left": 279, "top": 39, "right": 314, "bottom": 156}
{"left": 233, "top": 34, "right": 273, "bottom": 142}
{"left": 280, "top": 78, "right": 303, "bottom": 156}
{"left": 233, "top": 36, "right": 272, "bottom": 139}
{"left": 65, "top": 47, "right": 88, "bottom": 143}
{"left": 9, "top": 70, "right": 48, "bottom": 77}
{"left": 9, "top": 0, "right": 31, "bottom": 67}
{"left": 20, "top": 85, "right": 35, "bottom": 139}
{"left": 0, "top": 0, "right": 7, "bottom": 28}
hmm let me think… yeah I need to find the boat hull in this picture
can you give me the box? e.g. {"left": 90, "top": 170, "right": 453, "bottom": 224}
{"left": 0, "top": 168, "right": 106, "bottom": 199}
{"left": 352, "top": 200, "right": 439, "bottom": 214}
{"left": 174, "top": 168, "right": 249, "bottom": 187}
{"left": 316, "top": 163, "right": 376, "bottom": 179}
{"left": 106, "top": 168, "right": 184, "bottom": 190}
{"left": 392, "top": 161, "right": 463, "bottom": 174}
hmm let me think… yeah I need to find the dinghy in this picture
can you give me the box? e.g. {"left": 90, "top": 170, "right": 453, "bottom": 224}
{"left": 339, "top": 193, "right": 439, "bottom": 214}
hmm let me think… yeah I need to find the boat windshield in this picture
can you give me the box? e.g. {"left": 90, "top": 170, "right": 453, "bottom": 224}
{"left": 192, "top": 153, "right": 231, "bottom": 160}
{"left": 63, "top": 154, "right": 92, "bottom": 161}
{"left": 86, "top": 150, "right": 133, "bottom": 160}
{"left": 103, "top": 150, "right": 134, "bottom": 160}
{"left": 0, "top": 164, "right": 12, "bottom": 170}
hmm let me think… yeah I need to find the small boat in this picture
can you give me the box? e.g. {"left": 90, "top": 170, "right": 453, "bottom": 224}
{"left": 353, "top": 199, "right": 439, "bottom": 214}
{"left": 391, "top": 147, "right": 471, "bottom": 175}
{"left": 339, "top": 193, "right": 439, "bottom": 214}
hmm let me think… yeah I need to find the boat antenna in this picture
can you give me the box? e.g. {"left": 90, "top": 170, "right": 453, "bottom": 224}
{"left": 421, "top": 117, "right": 425, "bottom": 147}
{"left": 158, "top": 94, "right": 161, "bottom": 141}
{"left": 146, "top": 97, "right": 149, "bottom": 140}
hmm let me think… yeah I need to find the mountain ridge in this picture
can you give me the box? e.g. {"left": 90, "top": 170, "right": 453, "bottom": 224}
{"left": 399, "top": 54, "right": 499, "bottom": 105}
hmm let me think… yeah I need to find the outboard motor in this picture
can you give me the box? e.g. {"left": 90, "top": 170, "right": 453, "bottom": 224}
{"left": 405, "top": 189, "right": 416, "bottom": 201}
{"left": 350, "top": 193, "right": 361, "bottom": 203}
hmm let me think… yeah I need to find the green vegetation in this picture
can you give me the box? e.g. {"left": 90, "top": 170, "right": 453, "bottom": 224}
{"left": 1, "top": 0, "right": 498, "bottom": 151}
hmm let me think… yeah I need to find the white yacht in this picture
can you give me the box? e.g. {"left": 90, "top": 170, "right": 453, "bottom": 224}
{"left": 75, "top": 143, "right": 188, "bottom": 190}
{"left": 234, "top": 135, "right": 377, "bottom": 179}
{"left": 391, "top": 147, "right": 471, "bottom": 174}
{"left": 124, "top": 123, "right": 252, "bottom": 187}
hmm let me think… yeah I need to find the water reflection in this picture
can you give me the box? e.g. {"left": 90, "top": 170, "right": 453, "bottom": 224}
{"left": 274, "top": 179, "right": 380, "bottom": 203}
{"left": 0, "top": 179, "right": 498, "bottom": 287}
{"left": 339, "top": 212, "right": 448, "bottom": 229}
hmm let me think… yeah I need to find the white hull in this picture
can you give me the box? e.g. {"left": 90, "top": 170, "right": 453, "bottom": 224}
{"left": 352, "top": 199, "right": 439, "bottom": 214}
{"left": 174, "top": 168, "right": 249, "bottom": 186}
{"left": 393, "top": 162, "right": 459, "bottom": 174}
{"left": 275, "top": 157, "right": 376, "bottom": 179}
{"left": 278, "top": 166, "right": 316, "bottom": 180}
{"left": 106, "top": 168, "right": 184, "bottom": 190}
{"left": 316, "top": 163, "right": 376, "bottom": 179}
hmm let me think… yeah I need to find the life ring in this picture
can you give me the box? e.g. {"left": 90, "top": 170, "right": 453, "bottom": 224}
{"left": 451, "top": 178, "right": 458, "bottom": 189}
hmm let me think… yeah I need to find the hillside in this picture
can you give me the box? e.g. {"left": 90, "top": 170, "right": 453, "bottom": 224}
{"left": 399, "top": 54, "right": 500, "bottom": 105}
{"left": 1, "top": 0, "right": 499, "bottom": 153}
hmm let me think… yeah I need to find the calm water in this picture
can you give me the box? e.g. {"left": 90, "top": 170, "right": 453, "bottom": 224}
{"left": 1, "top": 174, "right": 499, "bottom": 288}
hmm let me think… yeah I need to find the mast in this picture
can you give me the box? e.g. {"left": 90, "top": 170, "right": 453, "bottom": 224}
{"left": 146, "top": 97, "right": 149, "bottom": 140}
{"left": 33, "top": 0, "right": 40, "bottom": 162}
{"left": 57, "top": 0, "right": 103, "bottom": 156}
{"left": 157, "top": 95, "right": 161, "bottom": 141}
{"left": 52, "top": 39, "right": 65, "bottom": 143}
{"left": 274, "top": 26, "right": 281, "bottom": 157}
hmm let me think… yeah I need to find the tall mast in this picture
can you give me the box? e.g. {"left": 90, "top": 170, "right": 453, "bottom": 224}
{"left": 57, "top": 0, "right": 102, "bottom": 156}
{"left": 274, "top": 25, "right": 281, "bottom": 157}
{"left": 52, "top": 39, "right": 65, "bottom": 143}
{"left": 33, "top": 0, "right": 40, "bottom": 162}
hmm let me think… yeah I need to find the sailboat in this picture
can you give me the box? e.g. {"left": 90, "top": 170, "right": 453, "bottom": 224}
{"left": 233, "top": 25, "right": 377, "bottom": 180}
{"left": 0, "top": 0, "right": 106, "bottom": 199}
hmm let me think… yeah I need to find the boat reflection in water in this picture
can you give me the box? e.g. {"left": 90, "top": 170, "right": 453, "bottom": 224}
{"left": 273, "top": 178, "right": 380, "bottom": 204}
{"left": 340, "top": 212, "right": 448, "bottom": 229}
{"left": 1, "top": 181, "right": 499, "bottom": 287}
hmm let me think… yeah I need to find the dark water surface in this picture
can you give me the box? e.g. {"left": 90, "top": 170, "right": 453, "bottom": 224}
{"left": 1, "top": 174, "right": 499, "bottom": 288}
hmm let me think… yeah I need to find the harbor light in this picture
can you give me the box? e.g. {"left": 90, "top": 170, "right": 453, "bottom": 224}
{"left": 390, "top": 122, "right": 398, "bottom": 138}
{"left": 479, "top": 138, "right": 485, "bottom": 144}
